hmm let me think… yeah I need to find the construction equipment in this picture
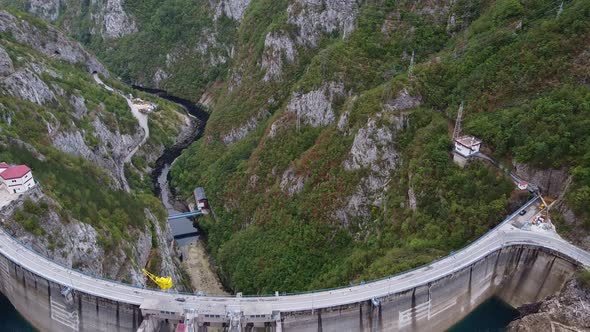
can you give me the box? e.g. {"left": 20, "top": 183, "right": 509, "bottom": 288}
{"left": 531, "top": 195, "right": 551, "bottom": 225}
{"left": 142, "top": 268, "right": 173, "bottom": 290}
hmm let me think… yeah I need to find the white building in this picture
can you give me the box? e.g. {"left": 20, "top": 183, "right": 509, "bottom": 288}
{"left": 454, "top": 136, "right": 482, "bottom": 157}
{"left": 518, "top": 180, "right": 528, "bottom": 190}
{"left": 0, "top": 163, "right": 35, "bottom": 194}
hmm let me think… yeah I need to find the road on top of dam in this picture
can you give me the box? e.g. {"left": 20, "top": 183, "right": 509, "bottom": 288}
{"left": 0, "top": 196, "right": 589, "bottom": 316}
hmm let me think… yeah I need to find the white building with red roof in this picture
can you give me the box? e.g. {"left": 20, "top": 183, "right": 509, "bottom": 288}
{"left": 0, "top": 163, "right": 35, "bottom": 194}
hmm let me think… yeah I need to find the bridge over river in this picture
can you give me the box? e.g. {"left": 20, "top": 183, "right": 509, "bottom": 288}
{"left": 0, "top": 196, "right": 588, "bottom": 331}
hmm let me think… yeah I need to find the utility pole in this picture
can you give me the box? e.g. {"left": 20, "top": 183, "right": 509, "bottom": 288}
{"left": 408, "top": 50, "right": 415, "bottom": 77}
{"left": 296, "top": 107, "right": 301, "bottom": 133}
{"left": 556, "top": 1, "right": 564, "bottom": 18}
{"left": 452, "top": 102, "right": 464, "bottom": 139}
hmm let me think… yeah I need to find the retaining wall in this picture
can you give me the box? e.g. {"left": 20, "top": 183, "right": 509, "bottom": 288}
{"left": 0, "top": 244, "right": 578, "bottom": 332}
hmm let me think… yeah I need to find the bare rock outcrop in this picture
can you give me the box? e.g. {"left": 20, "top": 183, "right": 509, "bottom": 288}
{"left": 28, "top": 0, "right": 62, "bottom": 21}
{"left": 221, "top": 110, "right": 270, "bottom": 145}
{"left": 512, "top": 162, "right": 569, "bottom": 198}
{"left": 287, "top": 0, "right": 359, "bottom": 47}
{"left": 336, "top": 116, "right": 402, "bottom": 226}
{"left": 213, "top": 0, "right": 251, "bottom": 21}
{"left": 280, "top": 167, "right": 306, "bottom": 196}
{"left": 147, "top": 209, "right": 185, "bottom": 290}
{"left": 335, "top": 90, "right": 418, "bottom": 226}
{"left": 1, "top": 69, "right": 56, "bottom": 105}
{"left": 98, "top": 0, "right": 138, "bottom": 39}
{"left": 508, "top": 279, "right": 590, "bottom": 332}
{"left": 285, "top": 81, "right": 345, "bottom": 128}
{"left": 0, "top": 10, "right": 107, "bottom": 75}
{"left": 0, "top": 46, "right": 13, "bottom": 76}
{"left": 0, "top": 187, "right": 152, "bottom": 286}
{"left": 52, "top": 116, "right": 143, "bottom": 190}
{"left": 261, "top": 31, "right": 296, "bottom": 82}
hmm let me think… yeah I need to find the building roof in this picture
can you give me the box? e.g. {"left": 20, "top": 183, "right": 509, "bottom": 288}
{"left": 455, "top": 135, "right": 482, "bottom": 147}
{"left": 519, "top": 180, "right": 528, "bottom": 186}
{"left": 194, "top": 187, "right": 207, "bottom": 200}
{"left": 0, "top": 165, "right": 31, "bottom": 180}
{"left": 0, "top": 162, "right": 9, "bottom": 169}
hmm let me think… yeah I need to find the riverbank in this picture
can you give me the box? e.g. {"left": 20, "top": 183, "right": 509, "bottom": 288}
{"left": 181, "top": 241, "right": 228, "bottom": 295}
{"left": 131, "top": 85, "right": 227, "bottom": 294}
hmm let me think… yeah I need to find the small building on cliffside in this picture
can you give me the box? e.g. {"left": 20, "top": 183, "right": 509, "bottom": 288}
{"left": 454, "top": 136, "right": 482, "bottom": 157}
{"left": 194, "top": 187, "right": 210, "bottom": 214}
{"left": 0, "top": 163, "right": 36, "bottom": 194}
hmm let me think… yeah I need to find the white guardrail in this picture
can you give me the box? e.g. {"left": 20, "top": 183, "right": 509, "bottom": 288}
{"left": 0, "top": 194, "right": 588, "bottom": 313}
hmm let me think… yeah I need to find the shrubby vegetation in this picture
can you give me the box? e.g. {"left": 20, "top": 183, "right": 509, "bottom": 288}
{"left": 578, "top": 269, "right": 590, "bottom": 290}
{"left": 0, "top": 15, "right": 178, "bottom": 254}
{"left": 168, "top": 0, "right": 590, "bottom": 294}
{"left": 0, "top": 145, "right": 165, "bottom": 253}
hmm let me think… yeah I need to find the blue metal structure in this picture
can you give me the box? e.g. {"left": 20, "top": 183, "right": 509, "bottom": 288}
{"left": 168, "top": 211, "right": 203, "bottom": 220}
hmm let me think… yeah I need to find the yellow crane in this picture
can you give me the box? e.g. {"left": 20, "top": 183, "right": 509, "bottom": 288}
{"left": 142, "top": 268, "right": 173, "bottom": 290}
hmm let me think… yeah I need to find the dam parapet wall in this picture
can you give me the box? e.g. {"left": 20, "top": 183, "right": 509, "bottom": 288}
{"left": 280, "top": 245, "right": 577, "bottom": 332}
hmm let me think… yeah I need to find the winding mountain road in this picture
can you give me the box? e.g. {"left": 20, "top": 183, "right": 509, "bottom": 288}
{"left": 93, "top": 73, "right": 150, "bottom": 191}
{"left": 0, "top": 196, "right": 588, "bottom": 316}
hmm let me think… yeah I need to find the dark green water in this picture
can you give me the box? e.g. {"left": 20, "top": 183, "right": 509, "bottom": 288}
{"left": 448, "top": 297, "right": 520, "bottom": 332}
{"left": 0, "top": 293, "right": 37, "bottom": 332}
{"left": 0, "top": 293, "right": 517, "bottom": 332}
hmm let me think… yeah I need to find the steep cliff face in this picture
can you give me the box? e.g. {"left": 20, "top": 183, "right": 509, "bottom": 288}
{"left": 2, "top": 0, "right": 137, "bottom": 39}
{"left": 10, "top": 0, "right": 588, "bottom": 299}
{"left": 213, "top": 0, "right": 251, "bottom": 21}
{"left": 508, "top": 279, "right": 590, "bottom": 332}
{"left": 1, "top": 0, "right": 239, "bottom": 100}
{"left": 0, "top": 10, "right": 106, "bottom": 74}
{"left": 166, "top": 0, "right": 590, "bottom": 295}
{"left": 95, "top": 0, "right": 138, "bottom": 39}
{"left": 0, "top": 188, "right": 150, "bottom": 285}
{"left": 0, "top": 10, "right": 188, "bottom": 287}
{"left": 287, "top": 0, "right": 359, "bottom": 47}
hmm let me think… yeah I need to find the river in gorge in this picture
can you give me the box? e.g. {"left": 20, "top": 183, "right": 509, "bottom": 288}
{"left": 0, "top": 84, "right": 523, "bottom": 330}
{"left": 132, "top": 85, "right": 210, "bottom": 246}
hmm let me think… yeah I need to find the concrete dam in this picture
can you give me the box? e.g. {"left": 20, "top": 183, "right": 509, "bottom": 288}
{"left": 0, "top": 197, "right": 589, "bottom": 332}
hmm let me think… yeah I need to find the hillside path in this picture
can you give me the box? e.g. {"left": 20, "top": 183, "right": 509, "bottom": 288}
{"left": 93, "top": 73, "right": 150, "bottom": 191}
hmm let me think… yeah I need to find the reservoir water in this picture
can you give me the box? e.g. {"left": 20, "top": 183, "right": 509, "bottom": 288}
{"left": 448, "top": 297, "right": 519, "bottom": 332}
{"left": 0, "top": 293, "right": 37, "bottom": 331}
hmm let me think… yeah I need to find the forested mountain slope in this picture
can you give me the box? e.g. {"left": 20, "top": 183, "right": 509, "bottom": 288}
{"left": 7, "top": 0, "right": 590, "bottom": 295}
{"left": 170, "top": 0, "right": 590, "bottom": 294}
{"left": 0, "top": 9, "right": 189, "bottom": 287}
{"left": 1, "top": 0, "right": 241, "bottom": 101}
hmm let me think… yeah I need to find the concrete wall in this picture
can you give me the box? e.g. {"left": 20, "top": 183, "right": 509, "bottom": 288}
{"left": 0, "top": 245, "right": 579, "bottom": 332}
{"left": 280, "top": 245, "right": 577, "bottom": 332}
{"left": 0, "top": 254, "right": 142, "bottom": 332}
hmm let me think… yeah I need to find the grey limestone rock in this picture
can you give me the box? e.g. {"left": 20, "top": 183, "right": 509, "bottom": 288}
{"left": 100, "top": 0, "right": 138, "bottom": 39}
{"left": 28, "top": 0, "right": 62, "bottom": 22}
{"left": 261, "top": 31, "right": 296, "bottom": 82}
{"left": 221, "top": 110, "right": 270, "bottom": 145}
{"left": 213, "top": 0, "right": 251, "bottom": 21}
{"left": 0, "top": 10, "right": 108, "bottom": 75}
{"left": 335, "top": 89, "right": 418, "bottom": 226}
{"left": 287, "top": 0, "right": 359, "bottom": 47}
{"left": 508, "top": 279, "right": 590, "bottom": 332}
{"left": 0, "top": 46, "right": 13, "bottom": 76}
{"left": 1, "top": 69, "right": 56, "bottom": 105}
{"left": 280, "top": 167, "right": 306, "bottom": 196}
{"left": 285, "top": 81, "right": 345, "bottom": 128}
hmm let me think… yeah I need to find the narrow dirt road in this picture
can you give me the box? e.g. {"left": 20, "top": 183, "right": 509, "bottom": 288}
{"left": 93, "top": 73, "right": 150, "bottom": 191}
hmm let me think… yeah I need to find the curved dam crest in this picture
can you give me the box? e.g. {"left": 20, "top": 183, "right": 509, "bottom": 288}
{"left": 0, "top": 196, "right": 588, "bottom": 331}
